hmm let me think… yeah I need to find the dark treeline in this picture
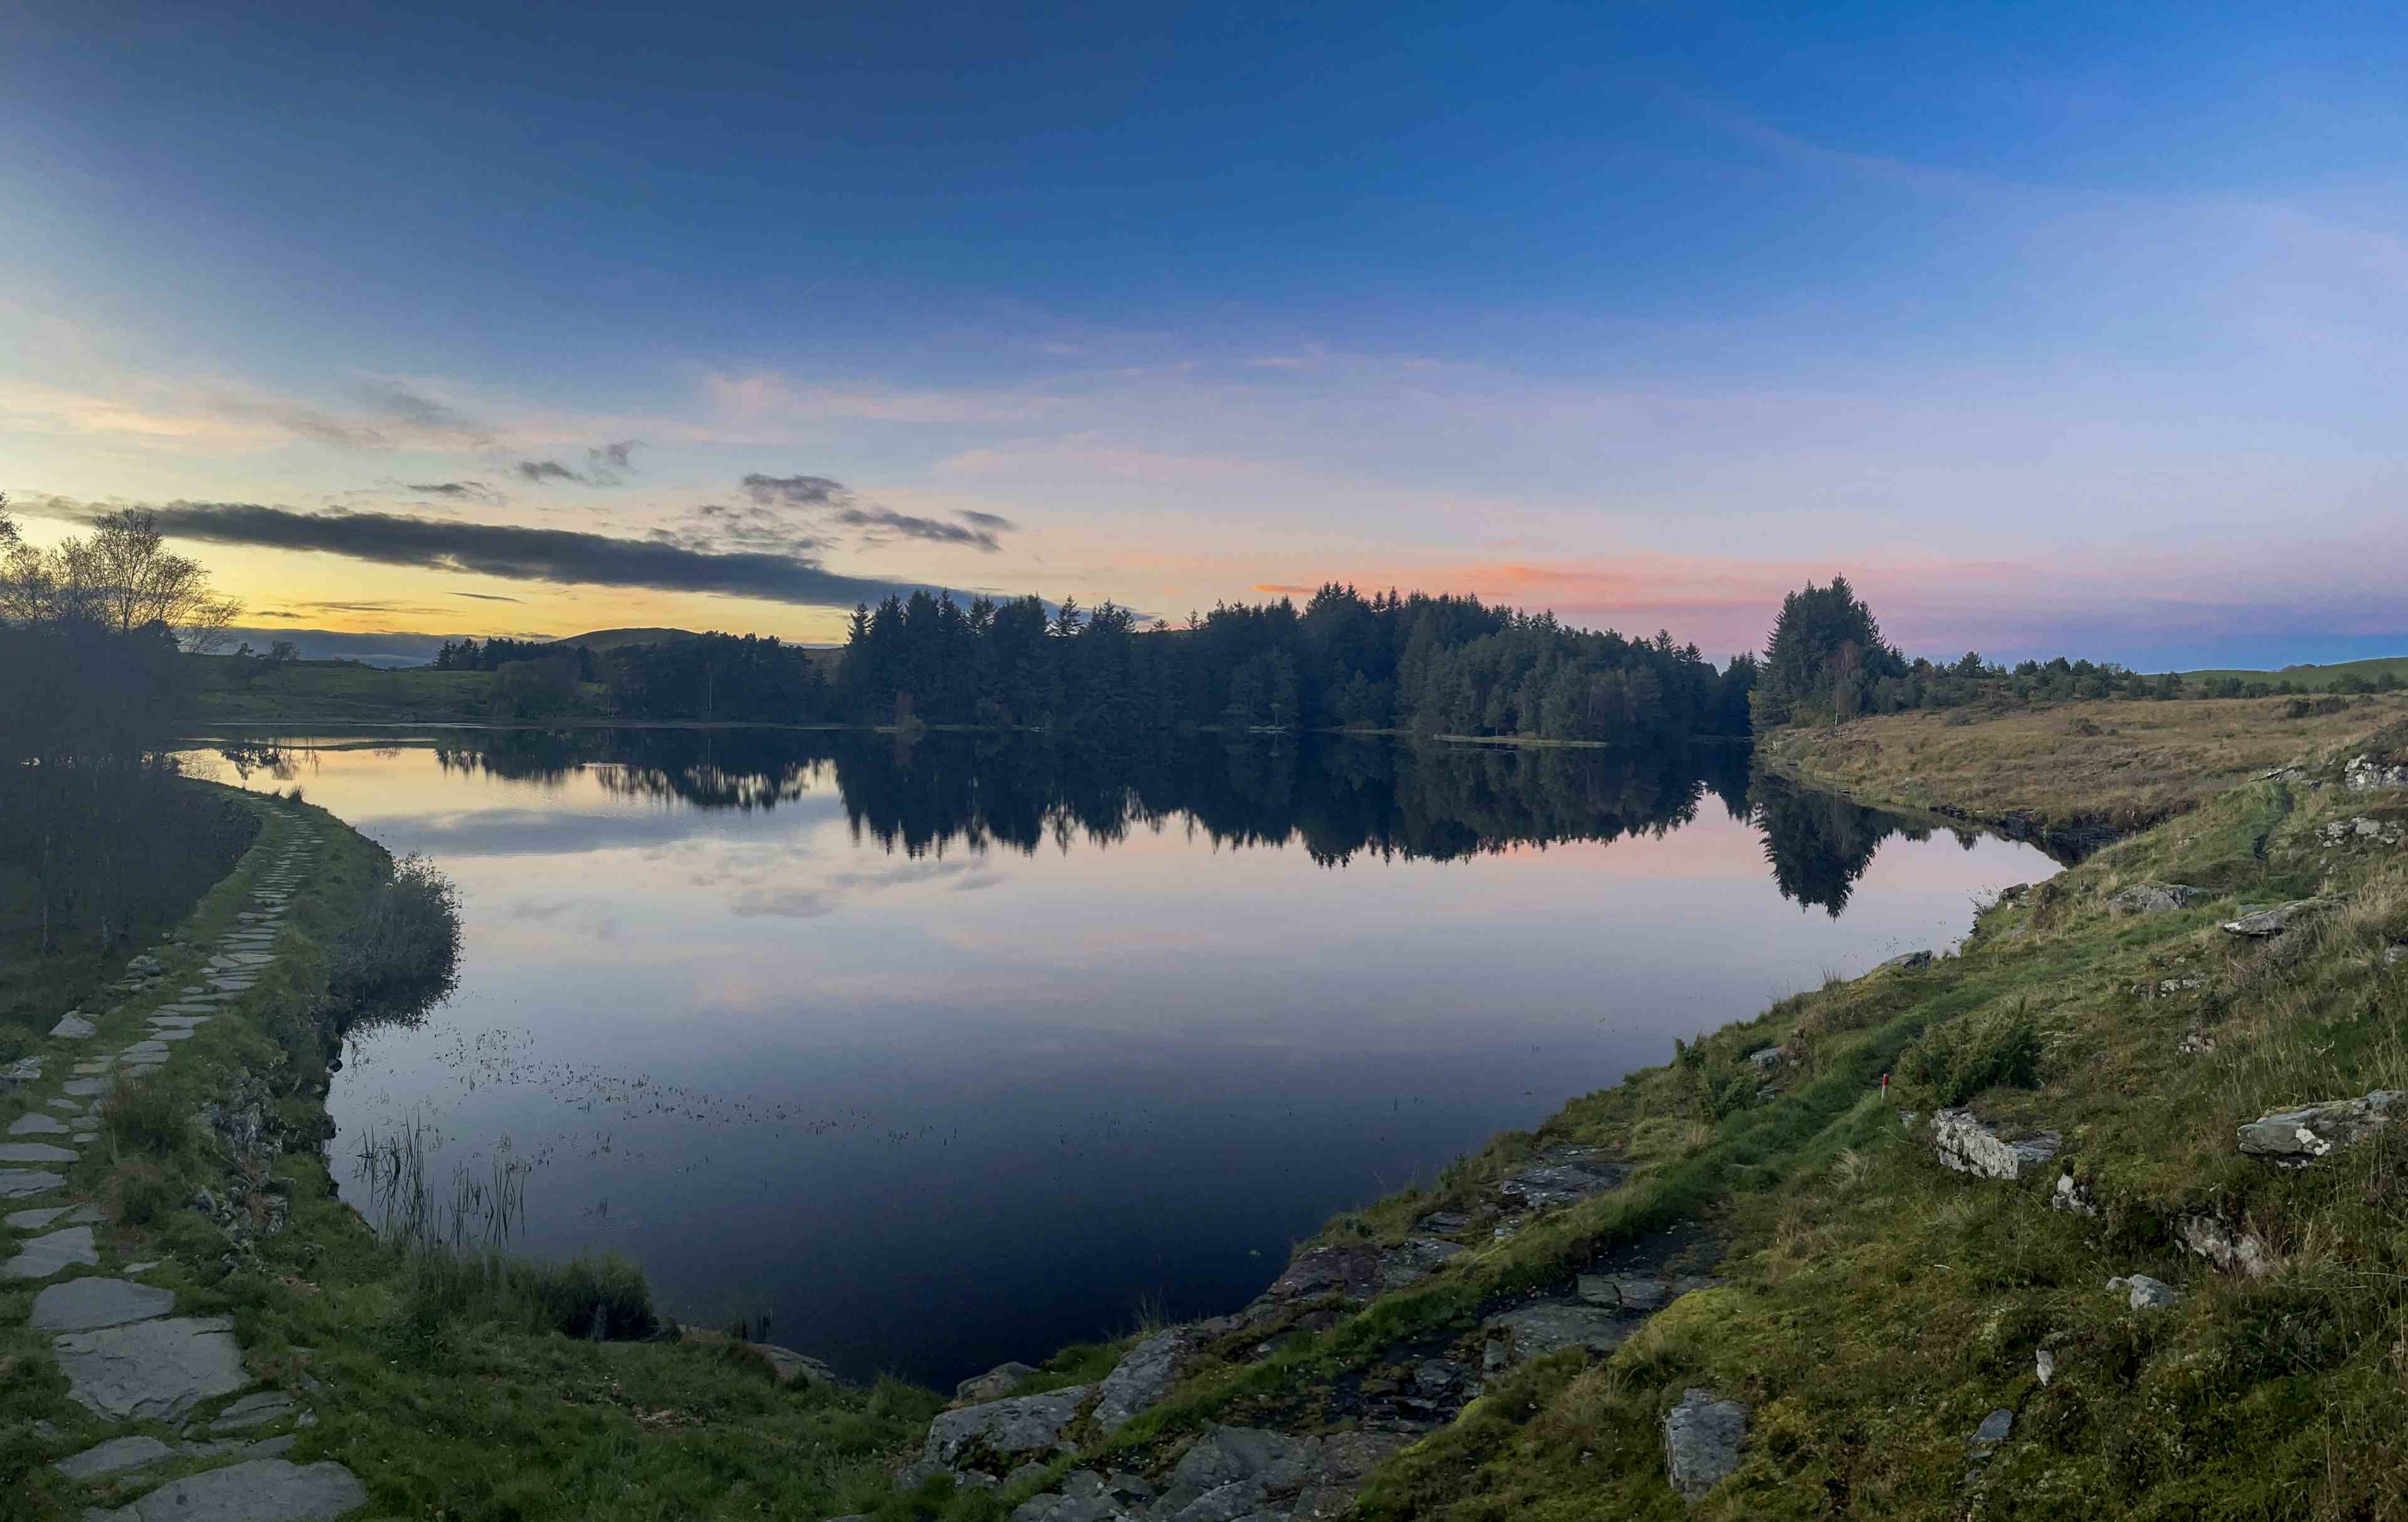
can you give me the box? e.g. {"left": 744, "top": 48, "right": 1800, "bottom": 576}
{"left": 832, "top": 584, "right": 1754, "bottom": 743}
{"left": 1753, "top": 576, "right": 2402, "bottom": 727}
{"left": 234, "top": 727, "right": 1969, "bottom": 913}
{"left": 447, "top": 584, "right": 1758, "bottom": 739}
{"left": 1, "top": 501, "right": 255, "bottom": 1027}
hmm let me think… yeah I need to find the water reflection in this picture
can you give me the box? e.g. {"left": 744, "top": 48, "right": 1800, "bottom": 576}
{"left": 219, "top": 728, "right": 1983, "bottom": 914}
{"left": 192, "top": 728, "right": 2040, "bottom": 1385}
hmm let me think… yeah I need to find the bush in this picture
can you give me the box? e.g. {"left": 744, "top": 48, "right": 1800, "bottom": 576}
{"left": 1901, "top": 1007, "right": 2044, "bottom": 1106}
{"left": 101, "top": 1074, "right": 187, "bottom": 1155}
{"left": 515, "top": 1253, "right": 657, "bottom": 1340}
{"left": 328, "top": 852, "right": 460, "bottom": 1010}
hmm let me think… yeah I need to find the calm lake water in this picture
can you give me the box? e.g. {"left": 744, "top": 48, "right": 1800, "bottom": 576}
{"left": 186, "top": 729, "right": 2052, "bottom": 1387}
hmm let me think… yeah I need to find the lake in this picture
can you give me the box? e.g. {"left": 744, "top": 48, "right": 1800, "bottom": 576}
{"left": 186, "top": 729, "right": 2054, "bottom": 1387}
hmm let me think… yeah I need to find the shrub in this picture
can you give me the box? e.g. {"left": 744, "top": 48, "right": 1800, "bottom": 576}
{"left": 328, "top": 852, "right": 461, "bottom": 1010}
{"left": 515, "top": 1253, "right": 657, "bottom": 1340}
{"left": 1901, "top": 1007, "right": 2044, "bottom": 1106}
{"left": 101, "top": 1074, "right": 187, "bottom": 1155}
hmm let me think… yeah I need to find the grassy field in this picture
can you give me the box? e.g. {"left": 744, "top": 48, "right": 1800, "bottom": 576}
{"left": 2170, "top": 654, "right": 2408, "bottom": 690}
{"left": 189, "top": 658, "right": 606, "bottom": 724}
{"left": 1757, "top": 691, "right": 2408, "bottom": 842}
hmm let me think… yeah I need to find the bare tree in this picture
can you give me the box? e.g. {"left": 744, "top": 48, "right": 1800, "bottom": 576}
{"left": 38, "top": 509, "right": 241, "bottom": 652}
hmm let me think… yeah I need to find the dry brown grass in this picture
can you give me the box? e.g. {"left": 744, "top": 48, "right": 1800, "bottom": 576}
{"left": 1758, "top": 693, "right": 2408, "bottom": 833}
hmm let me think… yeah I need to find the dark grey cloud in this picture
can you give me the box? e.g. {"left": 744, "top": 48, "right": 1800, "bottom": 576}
{"left": 211, "top": 397, "right": 386, "bottom": 449}
{"left": 589, "top": 440, "right": 641, "bottom": 477}
{"left": 832, "top": 505, "right": 1003, "bottom": 552}
{"left": 360, "top": 383, "right": 493, "bottom": 447}
{"left": 736, "top": 473, "right": 1011, "bottom": 553}
{"left": 454, "top": 591, "right": 522, "bottom": 603}
{"left": 45, "top": 498, "right": 955, "bottom": 610}
{"left": 401, "top": 480, "right": 503, "bottom": 505}
{"left": 515, "top": 460, "right": 584, "bottom": 484}
{"left": 741, "top": 473, "right": 847, "bottom": 507}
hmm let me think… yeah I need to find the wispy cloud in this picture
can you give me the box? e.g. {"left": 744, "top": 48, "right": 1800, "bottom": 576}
{"left": 398, "top": 480, "right": 502, "bottom": 504}
{"left": 736, "top": 473, "right": 1011, "bottom": 552}
{"left": 454, "top": 590, "right": 522, "bottom": 603}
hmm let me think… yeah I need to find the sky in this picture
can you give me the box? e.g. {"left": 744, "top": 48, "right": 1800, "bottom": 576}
{"left": 4, "top": 0, "right": 2403, "bottom": 669}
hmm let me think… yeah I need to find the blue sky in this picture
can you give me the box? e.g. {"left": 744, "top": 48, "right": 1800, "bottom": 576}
{"left": 4, "top": 1, "right": 2403, "bottom": 666}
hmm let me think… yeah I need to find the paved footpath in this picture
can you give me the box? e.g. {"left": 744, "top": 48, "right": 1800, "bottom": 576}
{"left": 3, "top": 825, "right": 369, "bottom": 1520}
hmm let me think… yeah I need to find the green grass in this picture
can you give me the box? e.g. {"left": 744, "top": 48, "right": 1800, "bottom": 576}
{"left": 188, "top": 657, "right": 575, "bottom": 724}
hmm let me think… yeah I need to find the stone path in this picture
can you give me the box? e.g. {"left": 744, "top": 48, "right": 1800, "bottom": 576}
{"left": 0, "top": 827, "right": 369, "bottom": 1519}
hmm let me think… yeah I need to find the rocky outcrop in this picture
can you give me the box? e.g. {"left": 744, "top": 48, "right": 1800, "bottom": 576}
{"left": 956, "top": 1361, "right": 1039, "bottom": 1406}
{"left": 2109, "top": 1274, "right": 2181, "bottom": 1311}
{"left": 2320, "top": 816, "right": 2405, "bottom": 847}
{"left": 1662, "top": 1388, "right": 1748, "bottom": 1501}
{"left": 1482, "top": 1303, "right": 1637, "bottom": 1371}
{"left": 1877, "top": 950, "right": 1935, "bottom": 973}
{"left": 2221, "top": 901, "right": 2325, "bottom": 938}
{"left": 2237, "top": 1091, "right": 2402, "bottom": 1164}
{"left": 906, "top": 1385, "right": 1093, "bottom": 1486}
{"left": 2049, "top": 1175, "right": 2099, "bottom": 1217}
{"left": 1092, "top": 1331, "right": 1187, "bottom": 1435}
{"left": 2108, "top": 884, "right": 2207, "bottom": 915}
{"left": 2177, "top": 1213, "right": 2277, "bottom": 1277}
{"left": 2344, "top": 754, "right": 2408, "bottom": 791}
{"left": 1928, "top": 1109, "right": 2061, "bottom": 1181}
{"left": 1127, "top": 1425, "right": 1406, "bottom": 1522}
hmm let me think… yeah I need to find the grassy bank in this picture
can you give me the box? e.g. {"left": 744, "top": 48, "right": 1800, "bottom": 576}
{"left": 1, "top": 783, "right": 956, "bottom": 1519}
{"left": 848, "top": 706, "right": 2408, "bottom": 1521}
{"left": 1756, "top": 691, "right": 2408, "bottom": 848}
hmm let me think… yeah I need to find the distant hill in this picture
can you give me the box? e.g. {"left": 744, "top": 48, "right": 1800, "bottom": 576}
{"left": 2167, "top": 654, "right": 2408, "bottom": 690}
{"left": 554, "top": 627, "right": 700, "bottom": 652}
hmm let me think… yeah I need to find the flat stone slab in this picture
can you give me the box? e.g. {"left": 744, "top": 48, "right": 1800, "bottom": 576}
{"left": 6, "top": 1225, "right": 98, "bottom": 1279}
{"left": 56, "top": 1434, "right": 176, "bottom": 1479}
{"left": 0, "top": 1168, "right": 67, "bottom": 1198}
{"left": 54, "top": 1316, "right": 248, "bottom": 1422}
{"left": 50, "top": 1013, "right": 97, "bottom": 1038}
{"left": 0, "top": 1141, "right": 78, "bottom": 1163}
{"left": 2239, "top": 1091, "right": 2402, "bottom": 1164}
{"left": 118, "top": 1042, "right": 170, "bottom": 1060}
{"left": 1483, "top": 1303, "right": 1636, "bottom": 1368}
{"left": 87, "top": 1458, "right": 368, "bottom": 1521}
{"left": 33, "top": 1276, "right": 179, "bottom": 1331}
{"left": 154, "top": 1028, "right": 197, "bottom": 1041}
{"left": 67, "top": 1202, "right": 108, "bottom": 1223}
{"left": 46, "top": 1098, "right": 79, "bottom": 1112}
{"left": 210, "top": 1389, "right": 299, "bottom": 1430}
{"left": 1662, "top": 1387, "right": 1750, "bottom": 1501}
{"left": 6, "top": 1203, "right": 70, "bottom": 1228}
{"left": 63, "top": 1079, "right": 107, "bottom": 1097}
{"left": 9, "top": 1112, "right": 68, "bottom": 1135}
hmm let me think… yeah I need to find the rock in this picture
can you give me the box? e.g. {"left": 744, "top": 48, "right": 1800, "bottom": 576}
{"left": 0, "top": 1169, "right": 66, "bottom": 1199}
{"left": 1877, "top": 950, "right": 1935, "bottom": 973}
{"left": 53, "top": 1315, "right": 250, "bottom": 1422}
{"left": 55, "top": 1434, "right": 177, "bottom": 1479}
{"left": 1662, "top": 1388, "right": 1748, "bottom": 1501}
{"left": 1, "top": 1057, "right": 42, "bottom": 1086}
{"left": 1093, "top": 1329, "right": 1186, "bottom": 1434}
{"left": 1155, "top": 1425, "right": 1321, "bottom": 1521}
{"left": 1482, "top": 1303, "right": 1635, "bottom": 1370}
{"left": 2108, "top": 884, "right": 2207, "bottom": 915}
{"left": 1011, "top": 1493, "right": 1131, "bottom": 1522}
{"left": 2237, "top": 1091, "right": 2402, "bottom": 1164}
{"left": 6, "top": 1203, "right": 69, "bottom": 1229}
{"left": 1492, "top": 1147, "right": 1625, "bottom": 1213}
{"left": 31, "top": 1276, "right": 177, "bottom": 1331}
{"left": 1928, "top": 1110, "right": 2061, "bottom": 1181}
{"left": 83, "top": 1459, "right": 367, "bottom": 1521}
{"left": 1378, "top": 1236, "right": 1465, "bottom": 1290}
{"left": 2387, "top": 945, "right": 2408, "bottom": 968}
{"left": 1416, "top": 1210, "right": 1471, "bottom": 1234}
{"left": 2344, "top": 755, "right": 2408, "bottom": 791}
{"left": 1745, "top": 1046, "right": 1784, "bottom": 1071}
{"left": 2134, "top": 976, "right": 2204, "bottom": 999}
{"left": 1266, "top": 1244, "right": 1385, "bottom": 1304}
{"left": 0, "top": 1141, "right": 78, "bottom": 1163}
{"left": 2049, "top": 1175, "right": 2099, "bottom": 1217}
{"left": 126, "top": 954, "right": 163, "bottom": 976}
{"left": 916, "top": 1385, "right": 1093, "bottom": 1475}
{"left": 2178, "top": 1030, "right": 2219, "bottom": 1056}
{"left": 954, "top": 1361, "right": 1040, "bottom": 1406}
{"left": 1577, "top": 1275, "right": 1670, "bottom": 1312}
{"left": 4, "top": 1224, "right": 98, "bottom": 1279}
{"left": 2221, "top": 901, "right": 2324, "bottom": 938}
{"left": 210, "top": 1390, "right": 298, "bottom": 1430}
{"left": 2034, "top": 1348, "right": 2056, "bottom": 1386}
{"left": 749, "top": 1341, "right": 838, "bottom": 1388}
{"left": 2177, "top": 1213, "right": 2277, "bottom": 1278}
{"left": 49, "top": 1013, "right": 95, "bottom": 1039}
{"left": 8, "top": 1112, "right": 67, "bottom": 1135}
{"left": 1970, "top": 1408, "right": 2013, "bottom": 1450}
{"left": 2109, "top": 1274, "right": 2181, "bottom": 1311}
